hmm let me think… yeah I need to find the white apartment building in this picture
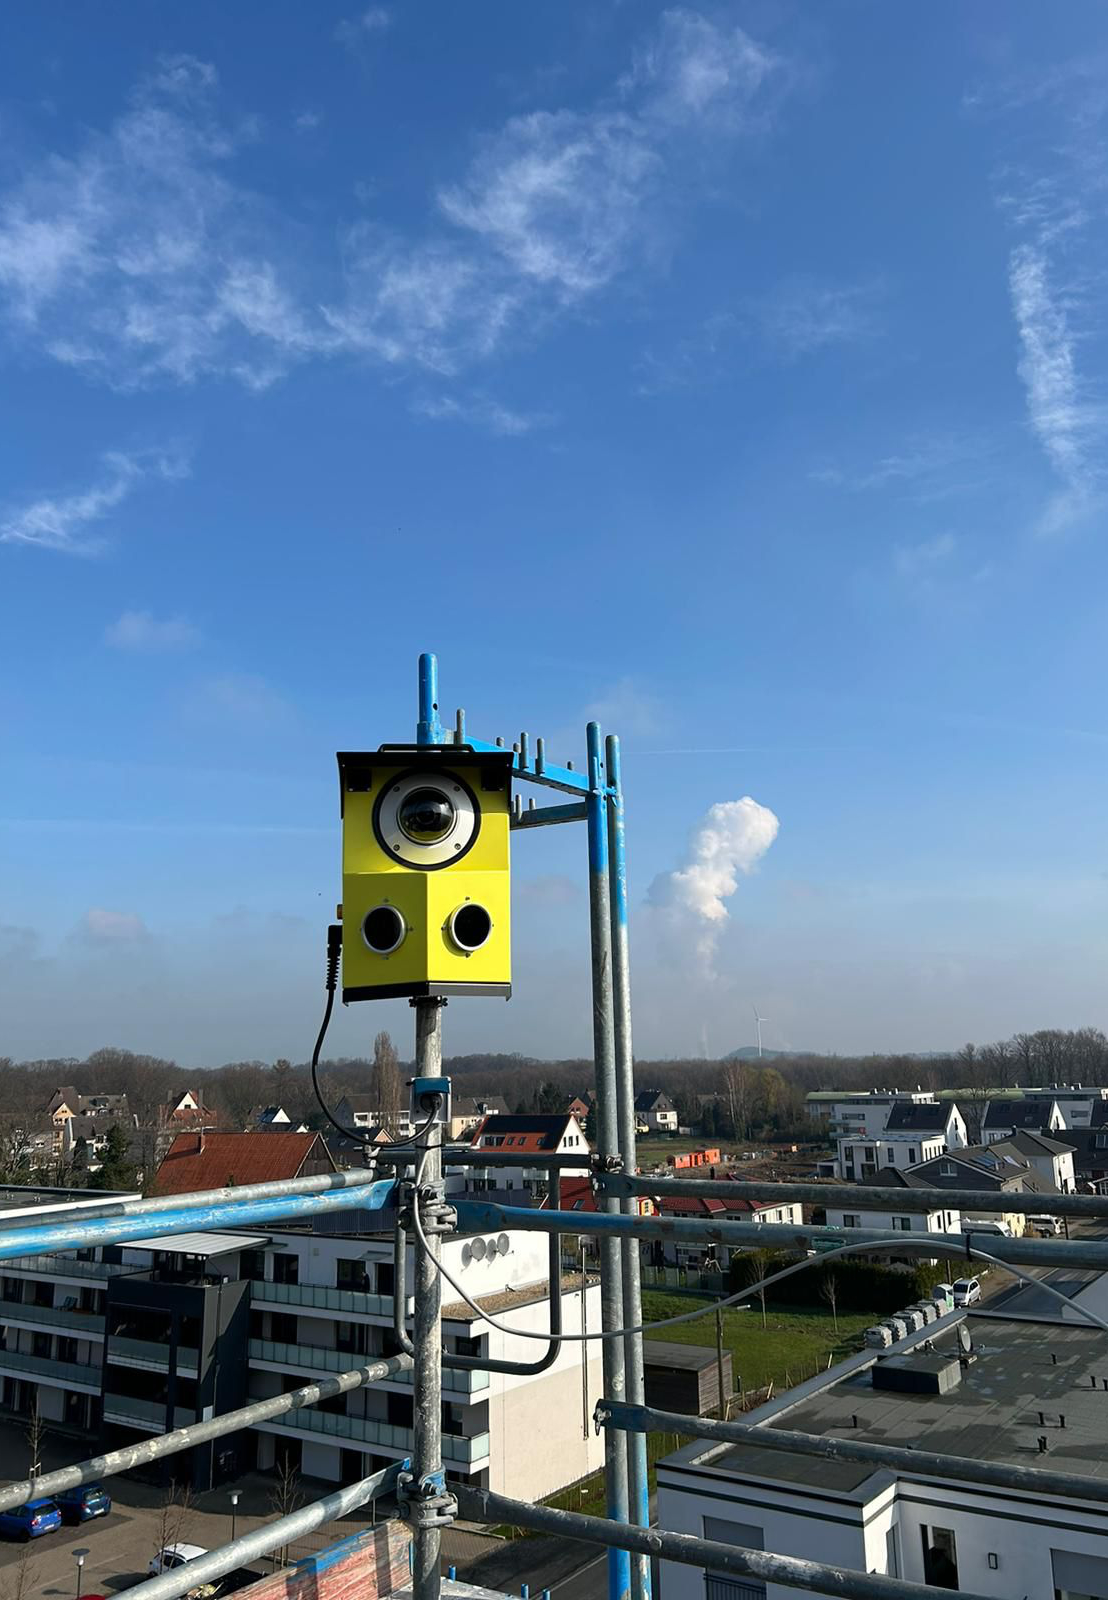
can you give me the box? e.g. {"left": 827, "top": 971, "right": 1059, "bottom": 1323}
{"left": 829, "top": 1101, "right": 967, "bottom": 1182}
{"left": 657, "top": 1310, "right": 1108, "bottom": 1600}
{"left": 0, "top": 1186, "right": 602, "bottom": 1504}
{"left": 1022, "top": 1085, "right": 1108, "bottom": 1128}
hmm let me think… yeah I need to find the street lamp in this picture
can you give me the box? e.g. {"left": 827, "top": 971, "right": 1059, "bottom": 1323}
{"left": 73, "top": 1547, "right": 90, "bottom": 1600}
{"left": 229, "top": 1489, "right": 241, "bottom": 1544}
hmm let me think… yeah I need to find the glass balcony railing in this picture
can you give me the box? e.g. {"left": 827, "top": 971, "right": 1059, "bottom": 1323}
{"left": 106, "top": 1337, "right": 199, "bottom": 1374}
{"left": 270, "top": 1406, "right": 490, "bottom": 1464}
{"left": 248, "top": 1339, "right": 488, "bottom": 1393}
{"left": 0, "top": 1298, "right": 104, "bottom": 1335}
{"left": 101, "top": 1394, "right": 196, "bottom": 1430}
{"left": 705, "top": 1578, "right": 767, "bottom": 1600}
{"left": 250, "top": 1281, "right": 393, "bottom": 1317}
{"left": 1, "top": 1255, "right": 131, "bottom": 1280}
{"left": 0, "top": 1347, "right": 101, "bottom": 1389}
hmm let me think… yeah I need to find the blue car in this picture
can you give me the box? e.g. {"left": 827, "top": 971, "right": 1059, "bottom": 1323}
{"left": 56, "top": 1485, "right": 111, "bottom": 1523}
{"left": 0, "top": 1499, "right": 62, "bottom": 1540}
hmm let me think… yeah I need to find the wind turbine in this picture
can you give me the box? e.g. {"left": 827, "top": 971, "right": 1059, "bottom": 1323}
{"left": 751, "top": 1002, "right": 769, "bottom": 1059}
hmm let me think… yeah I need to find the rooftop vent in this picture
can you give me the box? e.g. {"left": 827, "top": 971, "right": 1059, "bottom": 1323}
{"left": 871, "top": 1353, "right": 962, "bottom": 1396}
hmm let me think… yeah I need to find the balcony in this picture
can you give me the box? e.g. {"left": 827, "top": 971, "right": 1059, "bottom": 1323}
{"left": 0, "top": 1347, "right": 101, "bottom": 1392}
{"left": 248, "top": 1339, "right": 488, "bottom": 1395}
{"left": 2, "top": 1255, "right": 132, "bottom": 1281}
{"left": 106, "top": 1337, "right": 199, "bottom": 1377}
{"left": 0, "top": 1299, "right": 104, "bottom": 1337}
{"left": 250, "top": 1281, "right": 392, "bottom": 1318}
{"left": 265, "top": 1406, "right": 490, "bottom": 1465}
{"left": 101, "top": 1394, "right": 196, "bottom": 1432}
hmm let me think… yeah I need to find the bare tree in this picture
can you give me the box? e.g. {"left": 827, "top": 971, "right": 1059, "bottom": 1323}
{"left": 722, "top": 1062, "right": 755, "bottom": 1142}
{"left": 0, "top": 1539, "right": 36, "bottom": 1600}
{"left": 820, "top": 1271, "right": 839, "bottom": 1334}
{"left": 743, "top": 1246, "right": 769, "bottom": 1330}
{"left": 153, "top": 1482, "right": 195, "bottom": 1562}
{"left": 26, "top": 1400, "right": 45, "bottom": 1486}
{"left": 372, "top": 1032, "right": 402, "bottom": 1136}
{"left": 269, "top": 1453, "right": 303, "bottom": 1567}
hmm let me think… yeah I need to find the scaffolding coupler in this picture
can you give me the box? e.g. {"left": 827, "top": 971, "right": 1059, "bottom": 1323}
{"left": 397, "top": 1470, "right": 459, "bottom": 1530}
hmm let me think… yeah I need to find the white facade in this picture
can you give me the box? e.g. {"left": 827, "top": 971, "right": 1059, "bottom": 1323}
{"left": 462, "top": 1116, "right": 590, "bottom": 1198}
{"left": 822, "top": 1201, "right": 960, "bottom": 1265}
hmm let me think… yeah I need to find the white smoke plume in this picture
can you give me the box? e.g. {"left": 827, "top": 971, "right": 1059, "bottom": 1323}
{"left": 649, "top": 797, "right": 779, "bottom": 961}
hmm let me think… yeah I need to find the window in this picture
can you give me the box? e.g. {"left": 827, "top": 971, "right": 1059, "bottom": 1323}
{"left": 272, "top": 1254, "right": 299, "bottom": 1286}
{"left": 842, "top": 1214, "right": 860, "bottom": 1228}
{"left": 704, "top": 1518, "right": 766, "bottom": 1600}
{"left": 885, "top": 1148, "right": 895, "bottom": 1164}
{"left": 909, "top": 1147, "right": 918, "bottom": 1163}
{"left": 892, "top": 1216, "right": 912, "bottom": 1231}
{"left": 336, "top": 1259, "right": 369, "bottom": 1293}
{"left": 921, "top": 1526, "right": 958, "bottom": 1590}
{"left": 940, "top": 1161, "right": 956, "bottom": 1177}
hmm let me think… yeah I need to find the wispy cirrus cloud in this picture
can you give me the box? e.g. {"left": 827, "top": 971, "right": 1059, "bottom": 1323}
{"left": 0, "top": 13, "right": 792, "bottom": 420}
{"left": 105, "top": 609, "right": 201, "bottom": 651}
{"left": 0, "top": 448, "right": 187, "bottom": 554}
{"left": 335, "top": 7, "right": 390, "bottom": 48}
{"left": 411, "top": 391, "right": 551, "bottom": 436}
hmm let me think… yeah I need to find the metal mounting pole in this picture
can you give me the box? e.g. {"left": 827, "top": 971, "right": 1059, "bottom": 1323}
{"left": 606, "top": 733, "right": 650, "bottom": 1600}
{"left": 587, "top": 721, "right": 631, "bottom": 1600}
{"left": 411, "top": 997, "right": 447, "bottom": 1600}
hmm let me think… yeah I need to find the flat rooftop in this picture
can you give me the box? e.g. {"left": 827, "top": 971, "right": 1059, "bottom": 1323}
{"left": 665, "top": 1316, "right": 1108, "bottom": 1497}
{"left": 0, "top": 1185, "right": 138, "bottom": 1215}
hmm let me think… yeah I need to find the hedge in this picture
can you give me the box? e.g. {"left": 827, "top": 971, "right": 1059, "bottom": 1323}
{"left": 728, "top": 1250, "right": 948, "bottom": 1314}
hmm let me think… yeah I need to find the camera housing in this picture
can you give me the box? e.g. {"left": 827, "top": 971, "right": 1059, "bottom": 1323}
{"left": 337, "top": 744, "right": 513, "bottom": 1001}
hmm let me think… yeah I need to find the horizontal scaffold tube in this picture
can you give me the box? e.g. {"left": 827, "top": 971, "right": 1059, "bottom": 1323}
{"left": 0, "top": 1179, "right": 397, "bottom": 1262}
{"left": 0, "top": 1354, "right": 413, "bottom": 1514}
{"left": 599, "top": 1400, "right": 1108, "bottom": 1508}
{"left": 605, "top": 1172, "right": 1108, "bottom": 1220}
{"left": 453, "top": 1487, "right": 999, "bottom": 1600}
{"left": 0, "top": 1166, "right": 399, "bottom": 1238}
{"left": 111, "top": 1461, "right": 407, "bottom": 1600}
{"left": 452, "top": 1200, "right": 1108, "bottom": 1272}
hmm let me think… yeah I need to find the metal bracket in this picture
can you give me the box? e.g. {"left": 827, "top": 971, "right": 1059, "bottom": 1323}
{"left": 416, "top": 1193, "right": 457, "bottom": 1235}
{"left": 397, "top": 1470, "right": 459, "bottom": 1530}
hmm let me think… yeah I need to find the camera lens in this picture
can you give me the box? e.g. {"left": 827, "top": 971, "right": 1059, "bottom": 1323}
{"left": 362, "top": 905, "right": 405, "bottom": 954}
{"left": 449, "top": 903, "right": 492, "bottom": 952}
{"left": 397, "top": 787, "right": 456, "bottom": 844}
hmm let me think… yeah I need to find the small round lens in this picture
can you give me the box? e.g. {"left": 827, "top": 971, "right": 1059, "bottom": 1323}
{"left": 450, "top": 903, "right": 492, "bottom": 952}
{"left": 363, "top": 905, "right": 405, "bottom": 954}
{"left": 397, "top": 787, "right": 456, "bottom": 844}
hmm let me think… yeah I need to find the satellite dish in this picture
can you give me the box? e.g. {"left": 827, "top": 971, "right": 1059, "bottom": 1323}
{"left": 486, "top": 1238, "right": 499, "bottom": 1258}
{"left": 471, "top": 1238, "right": 487, "bottom": 1261}
{"left": 460, "top": 1244, "right": 472, "bottom": 1267}
{"left": 496, "top": 1234, "right": 510, "bottom": 1255}
{"left": 957, "top": 1324, "right": 974, "bottom": 1356}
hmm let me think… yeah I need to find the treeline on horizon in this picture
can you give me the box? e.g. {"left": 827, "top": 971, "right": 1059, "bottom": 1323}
{"left": 3, "top": 1026, "right": 1107, "bottom": 1141}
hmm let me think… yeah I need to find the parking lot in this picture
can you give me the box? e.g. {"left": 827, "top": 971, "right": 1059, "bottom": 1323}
{"left": 0, "top": 1420, "right": 384, "bottom": 1599}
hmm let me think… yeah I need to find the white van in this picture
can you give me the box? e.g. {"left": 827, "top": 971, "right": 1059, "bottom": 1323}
{"left": 962, "top": 1218, "right": 1012, "bottom": 1237}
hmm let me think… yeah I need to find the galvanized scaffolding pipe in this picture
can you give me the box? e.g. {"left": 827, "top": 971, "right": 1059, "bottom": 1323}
{"left": 607, "top": 1173, "right": 1108, "bottom": 1219}
{"left": 0, "top": 1180, "right": 397, "bottom": 1263}
{"left": 606, "top": 732, "right": 650, "bottom": 1600}
{"left": 453, "top": 1487, "right": 999, "bottom": 1600}
{"left": 587, "top": 720, "right": 631, "bottom": 1600}
{"left": 115, "top": 1460, "right": 407, "bottom": 1600}
{"left": 0, "top": 1167, "right": 397, "bottom": 1239}
{"left": 0, "top": 1354, "right": 412, "bottom": 1515}
{"left": 411, "top": 998, "right": 447, "bottom": 1600}
{"left": 450, "top": 1202, "right": 1108, "bottom": 1272}
{"left": 598, "top": 1399, "right": 1108, "bottom": 1508}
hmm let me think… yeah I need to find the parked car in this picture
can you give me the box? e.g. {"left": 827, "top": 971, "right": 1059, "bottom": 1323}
{"left": 56, "top": 1484, "right": 111, "bottom": 1523}
{"left": 961, "top": 1217, "right": 1011, "bottom": 1237}
{"left": 952, "top": 1276, "right": 982, "bottom": 1306}
{"left": 0, "top": 1500, "right": 62, "bottom": 1540}
{"left": 149, "top": 1546, "right": 220, "bottom": 1599}
{"left": 1028, "top": 1214, "right": 1062, "bottom": 1237}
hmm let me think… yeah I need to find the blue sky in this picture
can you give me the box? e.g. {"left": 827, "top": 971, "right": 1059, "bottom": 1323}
{"left": 3, "top": 3, "right": 1108, "bottom": 1066}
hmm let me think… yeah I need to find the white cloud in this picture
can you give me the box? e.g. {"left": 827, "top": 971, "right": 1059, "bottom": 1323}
{"left": 411, "top": 391, "right": 551, "bottom": 436}
{"left": 335, "top": 7, "right": 390, "bottom": 47}
{"left": 0, "top": 448, "right": 186, "bottom": 554}
{"left": 649, "top": 796, "right": 779, "bottom": 959}
{"left": 105, "top": 609, "right": 201, "bottom": 651}
{"left": 0, "top": 15, "right": 788, "bottom": 395}
{"left": 190, "top": 673, "right": 292, "bottom": 727}
{"left": 77, "top": 908, "right": 148, "bottom": 943}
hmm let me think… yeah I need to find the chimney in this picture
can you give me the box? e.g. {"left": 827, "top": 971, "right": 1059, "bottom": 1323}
{"left": 195, "top": 1131, "right": 205, "bottom": 1155}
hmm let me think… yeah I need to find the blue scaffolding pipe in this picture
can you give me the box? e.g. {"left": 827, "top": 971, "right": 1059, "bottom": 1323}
{"left": 0, "top": 1179, "right": 397, "bottom": 1262}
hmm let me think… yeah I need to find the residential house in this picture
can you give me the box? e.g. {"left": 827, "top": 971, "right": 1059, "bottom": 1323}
{"left": 1022, "top": 1084, "right": 1108, "bottom": 1129}
{"left": 832, "top": 1100, "right": 967, "bottom": 1182}
{"left": 654, "top": 1183, "right": 803, "bottom": 1271}
{"left": 150, "top": 1131, "right": 336, "bottom": 1196}
{"left": 247, "top": 1105, "right": 309, "bottom": 1134}
{"left": 657, "top": 1310, "right": 1108, "bottom": 1600}
{"left": 448, "top": 1097, "right": 510, "bottom": 1142}
{"left": 333, "top": 1094, "right": 414, "bottom": 1139}
{"left": 985, "top": 1130, "right": 1075, "bottom": 1193}
{"left": 42, "top": 1088, "right": 133, "bottom": 1160}
{"left": 634, "top": 1090, "right": 678, "bottom": 1135}
{"left": 1055, "top": 1128, "right": 1108, "bottom": 1193}
{"left": 823, "top": 1167, "right": 962, "bottom": 1266}
{"left": 463, "top": 1113, "right": 590, "bottom": 1199}
{"left": 982, "top": 1097, "right": 1065, "bottom": 1142}
{"left": 565, "top": 1093, "right": 594, "bottom": 1122}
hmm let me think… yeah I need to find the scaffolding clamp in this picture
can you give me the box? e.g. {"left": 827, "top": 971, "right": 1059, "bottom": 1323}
{"left": 397, "top": 1470, "right": 458, "bottom": 1529}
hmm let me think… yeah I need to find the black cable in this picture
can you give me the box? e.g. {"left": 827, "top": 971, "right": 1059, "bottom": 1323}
{"left": 309, "top": 923, "right": 440, "bottom": 1151}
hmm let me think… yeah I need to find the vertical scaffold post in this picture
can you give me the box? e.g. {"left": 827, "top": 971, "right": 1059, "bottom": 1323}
{"left": 412, "top": 653, "right": 446, "bottom": 1600}
{"left": 586, "top": 722, "right": 631, "bottom": 1600}
{"left": 411, "top": 998, "right": 445, "bottom": 1600}
{"left": 606, "top": 733, "right": 651, "bottom": 1600}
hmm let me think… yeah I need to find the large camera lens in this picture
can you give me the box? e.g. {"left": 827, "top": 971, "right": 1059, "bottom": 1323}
{"left": 363, "top": 905, "right": 405, "bottom": 954}
{"left": 449, "top": 903, "right": 492, "bottom": 952}
{"left": 397, "top": 787, "right": 456, "bottom": 844}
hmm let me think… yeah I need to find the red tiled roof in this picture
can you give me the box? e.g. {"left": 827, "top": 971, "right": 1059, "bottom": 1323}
{"left": 151, "top": 1131, "right": 334, "bottom": 1196}
{"left": 657, "top": 1193, "right": 777, "bottom": 1218}
{"left": 541, "top": 1178, "right": 655, "bottom": 1217}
